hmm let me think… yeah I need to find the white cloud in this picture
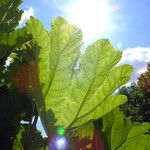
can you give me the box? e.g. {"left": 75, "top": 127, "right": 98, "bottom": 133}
{"left": 19, "top": 7, "right": 34, "bottom": 25}
{"left": 119, "top": 47, "right": 150, "bottom": 83}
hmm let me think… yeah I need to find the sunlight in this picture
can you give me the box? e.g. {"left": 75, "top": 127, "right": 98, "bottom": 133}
{"left": 62, "top": 0, "right": 118, "bottom": 42}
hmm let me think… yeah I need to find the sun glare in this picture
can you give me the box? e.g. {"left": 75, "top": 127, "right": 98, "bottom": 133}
{"left": 62, "top": 0, "right": 116, "bottom": 42}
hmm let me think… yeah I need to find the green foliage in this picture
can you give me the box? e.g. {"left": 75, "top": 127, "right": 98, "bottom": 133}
{"left": 13, "top": 124, "right": 46, "bottom": 150}
{"left": 119, "top": 82, "right": 150, "bottom": 123}
{"left": 0, "top": 85, "right": 32, "bottom": 121}
{"left": 0, "top": 1, "right": 45, "bottom": 149}
{"left": 138, "top": 62, "right": 150, "bottom": 93}
{"left": 102, "top": 109, "right": 150, "bottom": 150}
{"left": 0, "top": 27, "right": 31, "bottom": 60}
{"left": 0, "top": 0, "right": 23, "bottom": 34}
{"left": 0, "top": 57, "right": 34, "bottom": 149}
{"left": 26, "top": 16, "right": 133, "bottom": 136}
{"left": 12, "top": 125, "right": 24, "bottom": 150}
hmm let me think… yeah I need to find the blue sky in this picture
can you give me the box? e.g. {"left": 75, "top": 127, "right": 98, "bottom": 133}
{"left": 20, "top": 0, "right": 150, "bottom": 49}
{"left": 19, "top": 0, "right": 150, "bottom": 136}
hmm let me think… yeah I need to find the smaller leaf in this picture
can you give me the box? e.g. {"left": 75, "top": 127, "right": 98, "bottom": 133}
{"left": 127, "top": 123, "right": 150, "bottom": 139}
{"left": 118, "top": 134, "right": 150, "bottom": 150}
{"left": 102, "top": 109, "right": 150, "bottom": 150}
{"left": 111, "top": 109, "right": 132, "bottom": 150}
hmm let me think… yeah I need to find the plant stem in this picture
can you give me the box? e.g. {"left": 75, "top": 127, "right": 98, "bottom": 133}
{"left": 24, "top": 103, "right": 38, "bottom": 150}
{"left": 43, "top": 138, "right": 48, "bottom": 150}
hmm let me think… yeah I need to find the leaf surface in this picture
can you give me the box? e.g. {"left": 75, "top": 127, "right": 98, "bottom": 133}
{"left": 118, "top": 134, "right": 150, "bottom": 150}
{"left": 110, "top": 109, "right": 132, "bottom": 150}
{"left": 55, "top": 40, "right": 133, "bottom": 128}
{"left": 127, "top": 123, "right": 150, "bottom": 139}
{"left": 102, "top": 109, "right": 150, "bottom": 150}
{"left": 26, "top": 16, "right": 82, "bottom": 134}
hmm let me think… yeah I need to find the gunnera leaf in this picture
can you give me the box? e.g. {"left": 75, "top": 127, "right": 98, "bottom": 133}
{"left": 26, "top": 16, "right": 133, "bottom": 136}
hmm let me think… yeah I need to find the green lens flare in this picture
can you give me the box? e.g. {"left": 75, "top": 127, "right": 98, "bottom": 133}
{"left": 57, "top": 127, "right": 65, "bottom": 135}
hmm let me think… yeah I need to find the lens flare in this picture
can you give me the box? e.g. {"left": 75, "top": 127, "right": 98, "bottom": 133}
{"left": 57, "top": 126, "right": 65, "bottom": 135}
{"left": 49, "top": 135, "right": 68, "bottom": 150}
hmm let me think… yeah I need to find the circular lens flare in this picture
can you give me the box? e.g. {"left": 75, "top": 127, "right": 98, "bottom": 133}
{"left": 57, "top": 127, "right": 65, "bottom": 135}
{"left": 56, "top": 138, "right": 66, "bottom": 149}
{"left": 49, "top": 135, "right": 68, "bottom": 150}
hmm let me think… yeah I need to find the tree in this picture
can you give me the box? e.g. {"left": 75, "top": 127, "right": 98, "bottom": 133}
{"left": 138, "top": 62, "right": 150, "bottom": 94}
{"left": 119, "top": 81, "right": 150, "bottom": 123}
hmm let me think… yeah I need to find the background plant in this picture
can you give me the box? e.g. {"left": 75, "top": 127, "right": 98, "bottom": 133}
{"left": 119, "top": 63, "right": 150, "bottom": 123}
{"left": 0, "top": 0, "right": 45, "bottom": 149}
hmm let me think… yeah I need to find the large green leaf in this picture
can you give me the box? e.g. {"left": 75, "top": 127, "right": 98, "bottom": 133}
{"left": 26, "top": 17, "right": 133, "bottom": 136}
{"left": 0, "top": 0, "right": 23, "bottom": 33}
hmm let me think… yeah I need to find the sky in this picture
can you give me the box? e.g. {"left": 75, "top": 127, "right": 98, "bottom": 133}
{"left": 19, "top": 0, "right": 150, "bottom": 136}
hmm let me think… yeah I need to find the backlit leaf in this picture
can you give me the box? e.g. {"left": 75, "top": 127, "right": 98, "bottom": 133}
{"left": 26, "top": 17, "right": 133, "bottom": 136}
